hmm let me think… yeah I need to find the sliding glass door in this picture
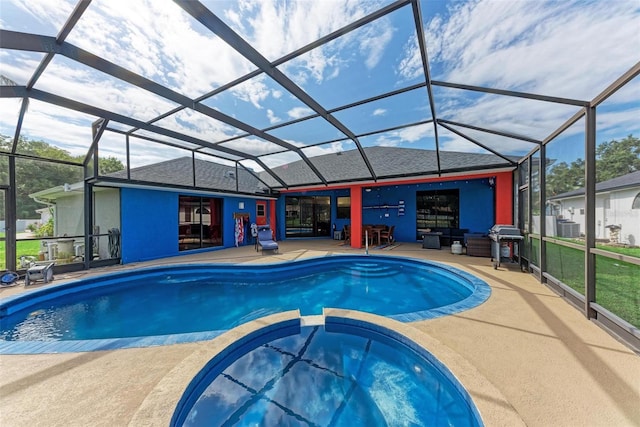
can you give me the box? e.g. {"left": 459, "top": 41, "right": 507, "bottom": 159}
{"left": 178, "top": 196, "right": 222, "bottom": 250}
{"left": 285, "top": 196, "right": 331, "bottom": 238}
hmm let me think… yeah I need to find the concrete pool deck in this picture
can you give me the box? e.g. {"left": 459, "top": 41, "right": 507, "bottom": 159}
{"left": 1, "top": 240, "right": 638, "bottom": 426}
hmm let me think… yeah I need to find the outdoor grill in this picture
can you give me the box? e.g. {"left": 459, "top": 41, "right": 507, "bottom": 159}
{"left": 488, "top": 224, "right": 524, "bottom": 270}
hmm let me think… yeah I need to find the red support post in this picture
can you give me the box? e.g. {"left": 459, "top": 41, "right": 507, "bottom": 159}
{"left": 350, "top": 186, "right": 363, "bottom": 248}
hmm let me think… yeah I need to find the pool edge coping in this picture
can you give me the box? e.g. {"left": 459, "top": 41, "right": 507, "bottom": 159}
{"left": 0, "top": 254, "right": 491, "bottom": 354}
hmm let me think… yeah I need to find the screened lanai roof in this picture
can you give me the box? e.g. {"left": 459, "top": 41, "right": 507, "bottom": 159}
{"left": 1, "top": 0, "right": 639, "bottom": 194}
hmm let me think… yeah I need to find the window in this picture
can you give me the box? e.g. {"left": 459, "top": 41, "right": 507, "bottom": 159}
{"left": 179, "top": 196, "right": 222, "bottom": 251}
{"left": 416, "top": 190, "right": 459, "bottom": 231}
{"left": 633, "top": 193, "right": 640, "bottom": 209}
{"left": 337, "top": 196, "right": 351, "bottom": 219}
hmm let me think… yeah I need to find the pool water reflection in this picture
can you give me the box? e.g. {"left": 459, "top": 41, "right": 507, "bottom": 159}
{"left": 178, "top": 319, "right": 482, "bottom": 426}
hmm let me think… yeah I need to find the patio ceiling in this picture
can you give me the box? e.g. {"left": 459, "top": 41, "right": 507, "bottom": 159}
{"left": 1, "top": 0, "right": 639, "bottom": 192}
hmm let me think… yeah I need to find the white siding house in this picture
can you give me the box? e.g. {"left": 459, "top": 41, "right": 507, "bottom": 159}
{"left": 548, "top": 171, "right": 640, "bottom": 246}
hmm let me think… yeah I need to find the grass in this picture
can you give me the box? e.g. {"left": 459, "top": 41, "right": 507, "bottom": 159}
{"left": 532, "top": 237, "right": 640, "bottom": 329}
{"left": 0, "top": 236, "right": 43, "bottom": 270}
{"left": 596, "top": 244, "right": 640, "bottom": 258}
{"left": 554, "top": 236, "right": 640, "bottom": 257}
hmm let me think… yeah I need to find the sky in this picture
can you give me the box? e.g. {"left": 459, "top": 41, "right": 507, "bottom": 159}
{"left": 0, "top": 0, "right": 638, "bottom": 173}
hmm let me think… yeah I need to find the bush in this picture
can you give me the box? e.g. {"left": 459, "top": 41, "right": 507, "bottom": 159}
{"left": 36, "top": 216, "right": 54, "bottom": 237}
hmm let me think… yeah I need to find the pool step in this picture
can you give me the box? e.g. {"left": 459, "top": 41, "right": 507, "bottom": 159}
{"left": 341, "top": 263, "right": 398, "bottom": 278}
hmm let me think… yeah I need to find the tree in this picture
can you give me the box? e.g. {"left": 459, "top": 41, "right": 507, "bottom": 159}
{"left": 596, "top": 135, "right": 640, "bottom": 182}
{"left": 546, "top": 158, "right": 585, "bottom": 196}
{"left": 546, "top": 134, "right": 638, "bottom": 196}
{"left": 97, "top": 156, "right": 126, "bottom": 175}
{"left": 0, "top": 135, "right": 125, "bottom": 219}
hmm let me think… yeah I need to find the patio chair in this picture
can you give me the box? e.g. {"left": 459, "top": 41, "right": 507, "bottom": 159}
{"left": 343, "top": 225, "right": 351, "bottom": 243}
{"left": 380, "top": 225, "right": 395, "bottom": 245}
{"left": 256, "top": 227, "right": 279, "bottom": 254}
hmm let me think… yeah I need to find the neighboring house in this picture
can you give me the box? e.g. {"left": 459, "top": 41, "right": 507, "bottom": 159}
{"left": 548, "top": 171, "right": 640, "bottom": 245}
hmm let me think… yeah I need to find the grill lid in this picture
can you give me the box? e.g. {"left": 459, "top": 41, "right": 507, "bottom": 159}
{"left": 489, "top": 224, "right": 522, "bottom": 236}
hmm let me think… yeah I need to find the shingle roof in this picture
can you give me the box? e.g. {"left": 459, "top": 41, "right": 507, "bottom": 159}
{"left": 108, "top": 157, "right": 264, "bottom": 193}
{"left": 549, "top": 170, "right": 640, "bottom": 200}
{"left": 105, "top": 147, "right": 517, "bottom": 193}
{"left": 260, "top": 146, "right": 517, "bottom": 187}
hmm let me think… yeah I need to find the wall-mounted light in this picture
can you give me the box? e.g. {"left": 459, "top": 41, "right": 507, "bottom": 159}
{"left": 365, "top": 188, "right": 372, "bottom": 192}
{"left": 488, "top": 177, "right": 495, "bottom": 187}
{"left": 238, "top": 202, "right": 245, "bottom": 209}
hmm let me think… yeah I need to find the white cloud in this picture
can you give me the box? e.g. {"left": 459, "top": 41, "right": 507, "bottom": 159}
{"left": 221, "top": 136, "right": 284, "bottom": 157}
{"left": 396, "top": 0, "right": 640, "bottom": 143}
{"left": 32, "top": 56, "right": 178, "bottom": 122}
{"left": 372, "top": 108, "right": 386, "bottom": 116}
{"left": 235, "top": 0, "right": 375, "bottom": 61}
{"left": 437, "top": 133, "right": 482, "bottom": 153}
{"left": 287, "top": 107, "right": 313, "bottom": 119}
{"left": 153, "top": 109, "right": 240, "bottom": 143}
{"left": 230, "top": 76, "right": 270, "bottom": 110}
{"left": 423, "top": 0, "right": 639, "bottom": 99}
{"left": 7, "top": 0, "right": 73, "bottom": 30}
{"left": 397, "top": 36, "right": 422, "bottom": 82}
{"left": 596, "top": 108, "right": 640, "bottom": 139}
{"left": 359, "top": 19, "right": 395, "bottom": 69}
{"left": 13, "top": 99, "right": 97, "bottom": 156}
{"left": 301, "top": 141, "right": 348, "bottom": 158}
{"left": 4, "top": 0, "right": 637, "bottom": 166}
{"left": 225, "top": 0, "right": 390, "bottom": 85}
{"left": 371, "top": 123, "right": 434, "bottom": 147}
{"left": 59, "top": 0, "right": 256, "bottom": 98}
{"left": 266, "top": 109, "right": 281, "bottom": 124}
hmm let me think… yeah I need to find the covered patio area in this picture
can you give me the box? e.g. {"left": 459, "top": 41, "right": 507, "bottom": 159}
{"left": 1, "top": 240, "right": 638, "bottom": 426}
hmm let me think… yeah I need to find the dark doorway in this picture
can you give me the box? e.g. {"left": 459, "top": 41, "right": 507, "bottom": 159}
{"left": 285, "top": 196, "right": 331, "bottom": 238}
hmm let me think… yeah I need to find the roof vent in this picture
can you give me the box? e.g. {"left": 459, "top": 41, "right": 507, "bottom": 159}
{"left": 224, "top": 171, "right": 236, "bottom": 179}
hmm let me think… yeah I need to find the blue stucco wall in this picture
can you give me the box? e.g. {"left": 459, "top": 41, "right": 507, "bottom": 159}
{"left": 120, "top": 188, "right": 263, "bottom": 263}
{"left": 121, "top": 188, "right": 177, "bottom": 263}
{"left": 223, "top": 196, "right": 258, "bottom": 248}
{"left": 279, "top": 178, "right": 495, "bottom": 243}
{"left": 119, "top": 178, "right": 494, "bottom": 262}
{"left": 360, "top": 179, "right": 495, "bottom": 242}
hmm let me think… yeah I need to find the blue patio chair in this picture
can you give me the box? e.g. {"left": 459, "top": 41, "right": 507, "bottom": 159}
{"left": 256, "top": 227, "right": 279, "bottom": 254}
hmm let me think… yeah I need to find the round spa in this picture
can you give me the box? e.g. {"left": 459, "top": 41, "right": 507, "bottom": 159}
{"left": 172, "top": 314, "right": 483, "bottom": 426}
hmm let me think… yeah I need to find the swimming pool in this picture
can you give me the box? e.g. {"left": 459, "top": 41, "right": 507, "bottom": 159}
{"left": 0, "top": 255, "right": 490, "bottom": 353}
{"left": 172, "top": 313, "right": 484, "bottom": 426}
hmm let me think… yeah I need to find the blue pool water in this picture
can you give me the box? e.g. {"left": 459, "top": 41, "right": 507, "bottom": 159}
{"left": 0, "top": 255, "right": 490, "bottom": 352}
{"left": 173, "top": 317, "right": 483, "bottom": 426}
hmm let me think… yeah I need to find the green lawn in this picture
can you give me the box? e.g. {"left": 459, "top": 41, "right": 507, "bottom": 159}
{"left": 596, "top": 244, "right": 640, "bottom": 258}
{"left": 0, "top": 236, "right": 42, "bottom": 270}
{"left": 533, "top": 237, "right": 640, "bottom": 329}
